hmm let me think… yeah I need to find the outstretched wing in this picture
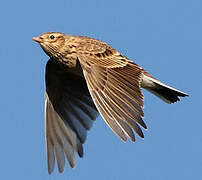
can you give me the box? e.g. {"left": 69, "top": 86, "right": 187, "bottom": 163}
{"left": 76, "top": 40, "right": 147, "bottom": 142}
{"left": 45, "top": 59, "right": 98, "bottom": 173}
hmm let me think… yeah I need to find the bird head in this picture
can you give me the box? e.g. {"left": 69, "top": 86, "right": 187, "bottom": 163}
{"left": 32, "top": 32, "right": 66, "bottom": 58}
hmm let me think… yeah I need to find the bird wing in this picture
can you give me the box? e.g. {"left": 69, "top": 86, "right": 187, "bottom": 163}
{"left": 76, "top": 41, "right": 147, "bottom": 142}
{"left": 45, "top": 59, "right": 98, "bottom": 173}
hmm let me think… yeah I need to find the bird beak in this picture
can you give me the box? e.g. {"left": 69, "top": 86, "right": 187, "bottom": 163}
{"left": 32, "top": 36, "right": 43, "bottom": 43}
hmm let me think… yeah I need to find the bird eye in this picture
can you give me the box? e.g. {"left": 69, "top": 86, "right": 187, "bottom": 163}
{"left": 50, "top": 35, "right": 55, "bottom": 40}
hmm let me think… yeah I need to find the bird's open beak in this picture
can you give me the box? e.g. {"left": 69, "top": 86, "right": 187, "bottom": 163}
{"left": 32, "top": 37, "right": 43, "bottom": 43}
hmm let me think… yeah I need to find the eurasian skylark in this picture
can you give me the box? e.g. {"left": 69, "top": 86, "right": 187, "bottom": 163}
{"left": 33, "top": 32, "right": 188, "bottom": 174}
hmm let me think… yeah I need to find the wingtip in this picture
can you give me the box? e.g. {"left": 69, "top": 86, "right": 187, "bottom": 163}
{"left": 48, "top": 168, "right": 53, "bottom": 175}
{"left": 138, "top": 131, "right": 145, "bottom": 139}
{"left": 58, "top": 168, "right": 65, "bottom": 173}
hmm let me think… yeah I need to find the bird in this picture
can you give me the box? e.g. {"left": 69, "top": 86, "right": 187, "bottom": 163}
{"left": 32, "top": 32, "right": 188, "bottom": 174}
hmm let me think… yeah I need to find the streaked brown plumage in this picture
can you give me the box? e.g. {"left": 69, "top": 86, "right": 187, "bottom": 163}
{"left": 33, "top": 32, "right": 188, "bottom": 174}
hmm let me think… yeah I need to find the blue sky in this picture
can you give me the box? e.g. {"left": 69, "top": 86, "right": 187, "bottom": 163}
{"left": 0, "top": 0, "right": 201, "bottom": 179}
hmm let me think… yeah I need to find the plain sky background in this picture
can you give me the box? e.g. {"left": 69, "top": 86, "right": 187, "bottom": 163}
{"left": 0, "top": 0, "right": 201, "bottom": 179}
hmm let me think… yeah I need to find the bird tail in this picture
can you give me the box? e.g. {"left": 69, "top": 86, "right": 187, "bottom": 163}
{"left": 141, "top": 74, "right": 188, "bottom": 103}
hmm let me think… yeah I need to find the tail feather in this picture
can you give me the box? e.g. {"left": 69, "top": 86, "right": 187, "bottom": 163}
{"left": 141, "top": 74, "right": 188, "bottom": 104}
